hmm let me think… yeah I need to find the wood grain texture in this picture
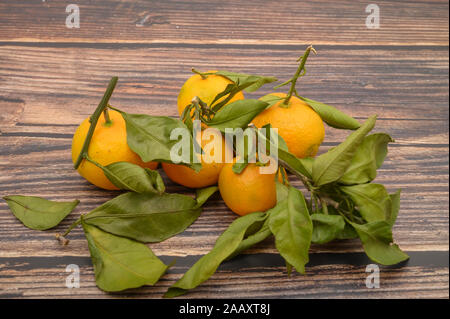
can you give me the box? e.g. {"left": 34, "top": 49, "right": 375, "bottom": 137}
{"left": 0, "top": 252, "right": 448, "bottom": 298}
{"left": 0, "top": 0, "right": 448, "bottom": 299}
{"left": 0, "top": 0, "right": 448, "bottom": 45}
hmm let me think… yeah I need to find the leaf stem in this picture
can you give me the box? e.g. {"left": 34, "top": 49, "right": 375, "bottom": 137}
{"left": 191, "top": 68, "right": 208, "bottom": 80}
{"left": 74, "top": 77, "right": 118, "bottom": 170}
{"left": 84, "top": 154, "right": 104, "bottom": 169}
{"left": 55, "top": 217, "right": 82, "bottom": 245}
{"left": 320, "top": 198, "right": 329, "bottom": 215}
{"left": 103, "top": 108, "right": 112, "bottom": 126}
{"left": 63, "top": 218, "right": 82, "bottom": 237}
{"left": 281, "top": 45, "right": 316, "bottom": 107}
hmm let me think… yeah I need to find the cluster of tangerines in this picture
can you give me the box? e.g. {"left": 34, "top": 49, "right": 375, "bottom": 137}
{"left": 71, "top": 59, "right": 325, "bottom": 217}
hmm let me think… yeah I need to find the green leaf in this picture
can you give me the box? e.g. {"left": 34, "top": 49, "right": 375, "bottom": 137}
{"left": 3, "top": 195, "right": 79, "bottom": 230}
{"left": 194, "top": 186, "right": 219, "bottom": 206}
{"left": 181, "top": 103, "right": 194, "bottom": 131}
{"left": 350, "top": 220, "right": 409, "bottom": 265}
{"left": 227, "top": 181, "right": 288, "bottom": 260}
{"left": 259, "top": 94, "right": 283, "bottom": 108}
{"left": 208, "top": 72, "right": 276, "bottom": 111}
{"left": 164, "top": 211, "right": 268, "bottom": 298}
{"left": 299, "top": 157, "right": 314, "bottom": 177}
{"left": 276, "top": 181, "right": 289, "bottom": 202}
{"left": 336, "top": 222, "right": 359, "bottom": 240}
{"left": 312, "top": 115, "right": 377, "bottom": 186}
{"left": 100, "top": 161, "right": 165, "bottom": 194}
{"left": 268, "top": 187, "right": 313, "bottom": 274}
{"left": 232, "top": 161, "right": 248, "bottom": 174}
{"left": 227, "top": 215, "right": 272, "bottom": 261}
{"left": 311, "top": 213, "right": 346, "bottom": 244}
{"left": 119, "top": 112, "right": 197, "bottom": 168}
{"left": 214, "top": 71, "right": 277, "bottom": 93}
{"left": 340, "top": 183, "right": 391, "bottom": 223}
{"left": 339, "top": 133, "right": 393, "bottom": 185}
{"left": 387, "top": 190, "right": 401, "bottom": 227}
{"left": 298, "top": 96, "right": 361, "bottom": 130}
{"left": 231, "top": 129, "right": 258, "bottom": 174}
{"left": 279, "top": 150, "right": 314, "bottom": 180}
{"left": 84, "top": 188, "right": 218, "bottom": 243}
{"left": 261, "top": 123, "right": 288, "bottom": 152}
{"left": 82, "top": 222, "right": 168, "bottom": 292}
{"left": 206, "top": 99, "right": 268, "bottom": 132}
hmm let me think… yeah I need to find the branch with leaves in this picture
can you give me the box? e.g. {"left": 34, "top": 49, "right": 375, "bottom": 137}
{"left": 2, "top": 47, "right": 408, "bottom": 296}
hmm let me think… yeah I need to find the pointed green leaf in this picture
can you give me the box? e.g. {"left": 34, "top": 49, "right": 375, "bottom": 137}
{"left": 298, "top": 96, "right": 361, "bottom": 130}
{"left": 214, "top": 71, "right": 277, "bottom": 93}
{"left": 206, "top": 99, "right": 268, "bottom": 132}
{"left": 312, "top": 115, "right": 377, "bottom": 186}
{"left": 3, "top": 195, "right": 79, "bottom": 230}
{"left": 268, "top": 187, "right": 312, "bottom": 274}
{"left": 387, "top": 190, "right": 401, "bottom": 227}
{"left": 100, "top": 161, "right": 165, "bottom": 194}
{"left": 232, "top": 161, "right": 248, "bottom": 174}
{"left": 119, "top": 112, "right": 198, "bottom": 169}
{"left": 336, "top": 222, "right": 359, "bottom": 240}
{"left": 275, "top": 181, "right": 289, "bottom": 202}
{"left": 259, "top": 94, "right": 283, "bottom": 109}
{"left": 82, "top": 222, "right": 167, "bottom": 292}
{"left": 164, "top": 211, "right": 268, "bottom": 298}
{"left": 339, "top": 133, "right": 393, "bottom": 185}
{"left": 84, "top": 189, "right": 217, "bottom": 243}
{"left": 350, "top": 220, "right": 409, "bottom": 265}
{"left": 311, "top": 213, "right": 346, "bottom": 244}
{"left": 228, "top": 222, "right": 272, "bottom": 261}
{"left": 227, "top": 181, "right": 288, "bottom": 260}
{"left": 340, "top": 183, "right": 391, "bottom": 223}
{"left": 194, "top": 186, "right": 219, "bottom": 207}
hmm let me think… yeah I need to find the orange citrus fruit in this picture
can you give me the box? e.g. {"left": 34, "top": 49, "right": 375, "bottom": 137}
{"left": 71, "top": 109, "right": 158, "bottom": 190}
{"left": 218, "top": 161, "right": 284, "bottom": 216}
{"left": 252, "top": 92, "right": 325, "bottom": 158}
{"left": 162, "top": 129, "right": 233, "bottom": 188}
{"left": 177, "top": 70, "right": 245, "bottom": 116}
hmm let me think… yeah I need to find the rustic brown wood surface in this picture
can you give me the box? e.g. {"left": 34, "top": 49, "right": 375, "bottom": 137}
{"left": 0, "top": 0, "right": 448, "bottom": 299}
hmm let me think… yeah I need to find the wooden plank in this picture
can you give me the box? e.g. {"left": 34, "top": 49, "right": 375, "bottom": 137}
{"left": 0, "top": 252, "right": 448, "bottom": 298}
{"left": 0, "top": 135, "right": 448, "bottom": 254}
{"left": 0, "top": 45, "right": 448, "bottom": 125}
{"left": 0, "top": 0, "right": 448, "bottom": 45}
{"left": 0, "top": 44, "right": 448, "bottom": 257}
{"left": 0, "top": 0, "right": 448, "bottom": 299}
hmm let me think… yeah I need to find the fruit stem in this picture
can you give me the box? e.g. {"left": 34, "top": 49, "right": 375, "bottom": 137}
{"left": 282, "top": 45, "right": 316, "bottom": 107}
{"left": 55, "top": 217, "right": 82, "bottom": 245}
{"left": 192, "top": 96, "right": 213, "bottom": 121}
{"left": 192, "top": 68, "right": 208, "bottom": 80}
{"left": 74, "top": 77, "right": 118, "bottom": 170}
{"left": 103, "top": 108, "right": 112, "bottom": 126}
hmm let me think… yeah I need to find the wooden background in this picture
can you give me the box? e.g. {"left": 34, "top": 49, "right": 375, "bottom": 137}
{"left": 0, "top": 0, "right": 448, "bottom": 299}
